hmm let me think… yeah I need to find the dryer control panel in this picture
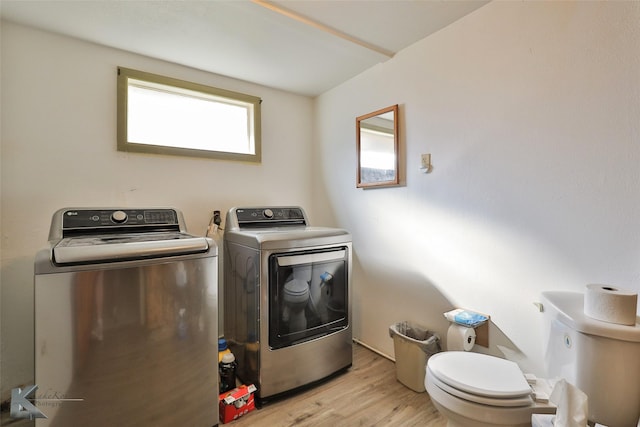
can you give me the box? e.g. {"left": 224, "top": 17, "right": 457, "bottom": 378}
{"left": 229, "top": 207, "right": 308, "bottom": 229}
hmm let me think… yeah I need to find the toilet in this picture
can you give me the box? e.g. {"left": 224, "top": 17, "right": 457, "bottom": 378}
{"left": 425, "top": 291, "right": 640, "bottom": 427}
{"left": 425, "top": 351, "right": 555, "bottom": 427}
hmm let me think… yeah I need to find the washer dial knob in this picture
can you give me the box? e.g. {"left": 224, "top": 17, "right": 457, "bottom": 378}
{"left": 111, "top": 210, "right": 128, "bottom": 223}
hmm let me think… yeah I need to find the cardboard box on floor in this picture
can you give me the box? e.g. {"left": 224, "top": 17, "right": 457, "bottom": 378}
{"left": 219, "top": 384, "right": 257, "bottom": 424}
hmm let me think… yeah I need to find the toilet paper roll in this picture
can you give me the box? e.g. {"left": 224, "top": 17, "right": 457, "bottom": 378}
{"left": 584, "top": 284, "right": 638, "bottom": 326}
{"left": 446, "top": 324, "right": 476, "bottom": 351}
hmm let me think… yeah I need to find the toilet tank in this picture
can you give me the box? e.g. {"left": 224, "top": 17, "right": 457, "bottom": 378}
{"left": 541, "top": 291, "right": 640, "bottom": 427}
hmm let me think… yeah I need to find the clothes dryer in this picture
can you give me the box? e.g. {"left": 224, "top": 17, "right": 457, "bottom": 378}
{"left": 223, "top": 207, "right": 352, "bottom": 402}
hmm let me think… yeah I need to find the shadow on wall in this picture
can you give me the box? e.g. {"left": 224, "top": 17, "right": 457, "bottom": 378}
{"left": 476, "top": 321, "right": 536, "bottom": 373}
{"left": 351, "top": 253, "right": 528, "bottom": 370}
{"left": 351, "top": 254, "right": 452, "bottom": 355}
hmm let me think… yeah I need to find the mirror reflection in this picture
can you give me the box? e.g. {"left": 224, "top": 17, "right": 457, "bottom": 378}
{"left": 356, "top": 105, "right": 399, "bottom": 188}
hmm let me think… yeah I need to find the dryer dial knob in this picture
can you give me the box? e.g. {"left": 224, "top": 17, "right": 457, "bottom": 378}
{"left": 263, "top": 209, "right": 274, "bottom": 219}
{"left": 111, "top": 210, "right": 128, "bottom": 223}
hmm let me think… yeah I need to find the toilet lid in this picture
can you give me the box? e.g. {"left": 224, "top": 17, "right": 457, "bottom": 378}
{"left": 427, "top": 368, "right": 534, "bottom": 407}
{"left": 427, "top": 352, "right": 532, "bottom": 399}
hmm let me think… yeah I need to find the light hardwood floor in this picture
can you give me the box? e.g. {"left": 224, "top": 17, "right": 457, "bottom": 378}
{"left": 229, "top": 343, "right": 447, "bottom": 427}
{"left": 1, "top": 343, "right": 446, "bottom": 427}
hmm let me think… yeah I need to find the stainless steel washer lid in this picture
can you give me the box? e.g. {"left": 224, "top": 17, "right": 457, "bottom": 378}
{"left": 53, "top": 232, "right": 210, "bottom": 264}
{"left": 427, "top": 352, "right": 532, "bottom": 399}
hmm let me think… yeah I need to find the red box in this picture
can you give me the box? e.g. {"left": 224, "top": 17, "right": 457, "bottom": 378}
{"left": 218, "top": 384, "right": 257, "bottom": 424}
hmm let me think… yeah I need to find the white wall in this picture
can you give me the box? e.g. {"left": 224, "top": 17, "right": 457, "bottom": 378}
{"left": 0, "top": 21, "right": 313, "bottom": 396}
{"left": 313, "top": 1, "right": 640, "bottom": 375}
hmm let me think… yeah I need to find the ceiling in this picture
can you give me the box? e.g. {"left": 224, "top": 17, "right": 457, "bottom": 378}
{"left": 0, "top": 0, "right": 488, "bottom": 97}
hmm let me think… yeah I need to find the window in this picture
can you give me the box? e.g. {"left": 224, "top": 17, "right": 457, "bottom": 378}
{"left": 117, "top": 67, "right": 261, "bottom": 162}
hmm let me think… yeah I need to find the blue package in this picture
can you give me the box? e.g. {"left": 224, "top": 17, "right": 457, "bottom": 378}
{"left": 454, "top": 311, "right": 488, "bottom": 327}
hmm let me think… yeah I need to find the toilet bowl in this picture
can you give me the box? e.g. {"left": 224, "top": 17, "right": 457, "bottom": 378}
{"left": 425, "top": 352, "right": 555, "bottom": 427}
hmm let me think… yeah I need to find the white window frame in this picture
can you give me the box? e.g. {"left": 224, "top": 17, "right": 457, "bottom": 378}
{"left": 117, "top": 67, "right": 261, "bottom": 162}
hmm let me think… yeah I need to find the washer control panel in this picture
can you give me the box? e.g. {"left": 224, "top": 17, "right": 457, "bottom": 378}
{"left": 61, "top": 208, "right": 179, "bottom": 230}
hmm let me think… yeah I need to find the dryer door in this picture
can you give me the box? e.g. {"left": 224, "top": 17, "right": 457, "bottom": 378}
{"left": 268, "top": 247, "right": 349, "bottom": 349}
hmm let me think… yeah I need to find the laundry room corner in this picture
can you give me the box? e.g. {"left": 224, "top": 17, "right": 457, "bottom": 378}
{"left": 0, "top": 20, "right": 316, "bottom": 401}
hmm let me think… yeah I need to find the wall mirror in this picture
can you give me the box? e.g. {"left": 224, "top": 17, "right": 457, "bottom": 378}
{"left": 356, "top": 104, "right": 399, "bottom": 188}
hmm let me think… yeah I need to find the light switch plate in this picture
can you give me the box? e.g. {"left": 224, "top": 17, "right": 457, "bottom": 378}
{"left": 421, "top": 153, "right": 431, "bottom": 171}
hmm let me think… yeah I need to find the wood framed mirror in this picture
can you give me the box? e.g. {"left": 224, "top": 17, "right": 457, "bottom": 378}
{"left": 356, "top": 104, "right": 399, "bottom": 188}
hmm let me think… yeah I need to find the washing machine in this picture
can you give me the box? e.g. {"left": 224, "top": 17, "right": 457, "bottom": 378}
{"left": 34, "top": 208, "right": 218, "bottom": 426}
{"left": 223, "top": 206, "right": 352, "bottom": 402}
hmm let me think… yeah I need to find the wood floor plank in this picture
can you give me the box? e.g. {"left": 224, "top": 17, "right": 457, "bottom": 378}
{"left": 228, "top": 343, "right": 446, "bottom": 427}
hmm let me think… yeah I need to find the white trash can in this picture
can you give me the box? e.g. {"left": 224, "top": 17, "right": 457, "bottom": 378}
{"left": 389, "top": 321, "right": 441, "bottom": 392}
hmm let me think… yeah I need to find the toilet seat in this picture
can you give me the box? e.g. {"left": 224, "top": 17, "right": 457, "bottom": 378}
{"left": 427, "top": 367, "right": 534, "bottom": 407}
{"left": 427, "top": 352, "right": 533, "bottom": 407}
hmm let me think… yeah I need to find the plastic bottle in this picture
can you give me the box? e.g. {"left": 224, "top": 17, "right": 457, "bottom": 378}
{"left": 218, "top": 338, "right": 231, "bottom": 363}
{"left": 219, "top": 352, "right": 237, "bottom": 394}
